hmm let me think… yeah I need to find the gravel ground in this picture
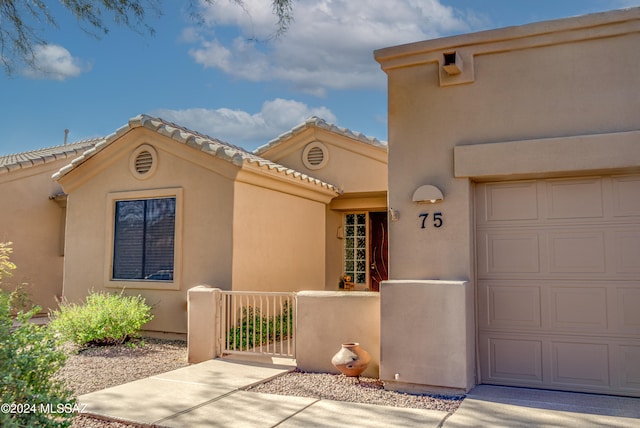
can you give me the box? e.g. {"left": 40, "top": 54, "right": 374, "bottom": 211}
{"left": 247, "top": 369, "right": 464, "bottom": 413}
{"left": 61, "top": 340, "right": 463, "bottom": 427}
{"left": 57, "top": 338, "right": 188, "bottom": 428}
{"left": 58, "top": 338, "right": 189, "bottom": 397}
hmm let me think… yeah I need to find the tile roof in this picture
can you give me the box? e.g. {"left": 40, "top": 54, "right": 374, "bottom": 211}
{"left": 52, "top": 115, "right": 340, "bottom": 194}
{"left": 0, "top": 139, "right": 102, "bottom": 175}
{"left": 254, "top": 116, "right": 387, "bottom": 156}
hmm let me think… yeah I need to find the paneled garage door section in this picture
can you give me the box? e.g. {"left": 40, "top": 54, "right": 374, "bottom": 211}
{"left": 476, "top": 175, "right": 640, "bottom": 397}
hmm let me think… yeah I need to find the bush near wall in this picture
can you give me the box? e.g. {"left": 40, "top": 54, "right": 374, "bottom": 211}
{"left": 0, "top": 242, "right": 35, "bottom": 314}
{"left": 227, "top": 302, "right": 293, "bottom": 351}
{"left": 49, "top": 291, "right": 153, "bottom": 347}
{"left": 0, "top": 242, "right": 75, "bottom": 428}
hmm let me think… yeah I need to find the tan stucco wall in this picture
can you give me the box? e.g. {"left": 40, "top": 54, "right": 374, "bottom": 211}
{"left": 0, "top": 162, "right": 68, "bottom": 312}
{"left": 375, "top": 8, "right": 640, "bottom": 391}
{"left": 296, "top": 291, "right": 380, "bottom": 378}
{"left": 324, "top": 207, "right": 343, "bottom": 290}
{"left": 59, "top": 128, "right": 235, "bottom": 333}
{"left": 381, "top": 281, "right": 473, "bottom": 394}
{"left": 377, "top": 8, "right": 640, "bottom": 285}
{"left": 232, "top": 180, "right": 327, "bottom": 292}
{"left": 268, "top": 128, "right": 387, "bottom": 194}
{"left": 259, "top": 129, "right": 389, "bottom": 291}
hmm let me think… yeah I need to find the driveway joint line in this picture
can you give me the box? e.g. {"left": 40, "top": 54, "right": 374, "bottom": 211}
{"left": 152, "top": 389, "right": 243, "bottom": 425}
{"left": 270, "top": 398, "right": 322, "bottom": 427}
{"left": 437, "top": 411, "right": 454, "bottom": 428}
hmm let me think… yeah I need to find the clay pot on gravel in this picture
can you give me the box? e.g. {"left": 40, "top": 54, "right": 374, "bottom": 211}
{"left": 331, "top": 342, "right": 371, "bottom": 377}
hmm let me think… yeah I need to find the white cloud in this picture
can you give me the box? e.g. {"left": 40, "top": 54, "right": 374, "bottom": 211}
{"left": 22, "top": 44, "right": 88, "bottom": 80}
{"left": 188, "top": 0, "right": 483, "bottom": 95}
{"left": 151, "top": 98, "right": 336, "bottom": 149}
{"left": 612, "top": 0, "right": 640, "bottom": 7}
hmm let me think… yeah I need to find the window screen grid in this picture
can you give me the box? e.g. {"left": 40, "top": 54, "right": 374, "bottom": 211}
{"left": 344, "top": 213, "right": 367, "bottom": 284}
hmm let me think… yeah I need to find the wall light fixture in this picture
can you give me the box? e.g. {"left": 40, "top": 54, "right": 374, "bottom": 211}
{"left": 412, "top": 185, "right": 444, "bottom": 204}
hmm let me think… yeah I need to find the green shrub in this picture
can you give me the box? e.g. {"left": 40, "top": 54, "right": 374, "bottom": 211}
{"left": 0, "top": 241, "right": 16, "bottom": 280}
{"left": 0, "top": 292, "right": 75, "bottom": 428}
{"left": 0, "top": 243, "right": 35, "bottom": 314}
{"left": 4, "top": 282, "right": 35, "bottom": 315}
{"left": 49, "top": 291, "right": 154, "bottom": 347}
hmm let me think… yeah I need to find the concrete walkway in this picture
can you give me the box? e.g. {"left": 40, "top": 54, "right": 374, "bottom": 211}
{"left": 79, "top": 359, "right": 640, "bottom": 427}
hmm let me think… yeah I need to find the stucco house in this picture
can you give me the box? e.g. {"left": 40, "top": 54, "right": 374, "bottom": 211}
{"left": 375, "top": 8, "right": 640, "bottom": 397}
{"left": 52, "top": 115, "right": 387, "bottom": 335}
{"left": 7, "top": 6, "right": 638, "bottom": 401}
{"left": 0, "top": 139, "right": 101, "bottom": 312}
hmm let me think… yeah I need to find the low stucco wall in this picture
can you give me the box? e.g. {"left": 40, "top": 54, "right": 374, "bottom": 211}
{"left": 296, "top": 291, "right": 380, "bottom": 378}
{"left": 380, "top": 280, "right": 474, "bottom": 394}
{"left": 187, "top": 288, "right": 381, "bottom": 376}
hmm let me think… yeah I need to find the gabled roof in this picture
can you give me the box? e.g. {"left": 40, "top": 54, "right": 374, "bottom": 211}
{"left": 254, "top": 116, "right": 387, "bottom": 156}
{"left": 52, "top": 115, "right": 339, "bottom": 193}
{"left": 0, "top": 139, "right": 102, "bottom": 175}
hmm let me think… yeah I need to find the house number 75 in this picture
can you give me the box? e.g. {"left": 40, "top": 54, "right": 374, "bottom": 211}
{"left": 419, "top": 212, "right": 443, "bottom": 229}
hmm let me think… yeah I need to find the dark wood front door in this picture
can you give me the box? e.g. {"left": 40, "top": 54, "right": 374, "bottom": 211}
{"left": 369, "top": 211, "right": 388, "bottom": 291}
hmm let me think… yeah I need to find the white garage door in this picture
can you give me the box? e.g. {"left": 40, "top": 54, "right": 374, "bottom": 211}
{"left": 476, "top": 175, "right": 640, "bottom": 397}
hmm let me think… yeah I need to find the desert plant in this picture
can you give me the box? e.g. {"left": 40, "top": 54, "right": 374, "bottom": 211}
{"left": 0, "top": 241, "right": 16, "bottom": 280}
{"left": 4, "top": 282, "right": 35, "bottom": 315}
{"left": 0, "top": 243, "right": 35, "bottom": 314}
{"left": 49, "top": 290, "right": 153, "bottom": 347}
{"left": 0, "top": 253, "right": 75, "bottom": 427}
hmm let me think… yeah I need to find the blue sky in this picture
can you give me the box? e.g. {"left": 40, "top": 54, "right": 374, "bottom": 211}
{"left": 0, "top": 0, "right": 638, "bottom": 156}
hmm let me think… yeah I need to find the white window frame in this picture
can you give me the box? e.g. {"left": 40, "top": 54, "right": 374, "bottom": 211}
{"left": 105, "top": 188, "right": 183, "bottom": 290}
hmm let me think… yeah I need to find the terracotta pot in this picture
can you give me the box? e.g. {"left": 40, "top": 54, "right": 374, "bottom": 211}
{"left": 331, "top": 342, "right": 371, "bottom": 377}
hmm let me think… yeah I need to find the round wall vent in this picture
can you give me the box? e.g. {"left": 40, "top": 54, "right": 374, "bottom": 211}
{"left": 135, "top": 150, "right": 153, "bottom": 174}
{"left": 302, "top": 141, "right": 329, "bottom": 170}
{"left": 129, "top": 144, "right": 158, "bottom": 179}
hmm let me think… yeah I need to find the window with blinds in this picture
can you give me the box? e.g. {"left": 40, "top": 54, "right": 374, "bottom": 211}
{"left": 113, "top": 197, "right": 176, "bottom": 281}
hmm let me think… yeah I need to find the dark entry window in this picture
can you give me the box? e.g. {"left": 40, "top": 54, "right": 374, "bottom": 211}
{"left": 113, "top": 197, "right": 176, "bottom": 281}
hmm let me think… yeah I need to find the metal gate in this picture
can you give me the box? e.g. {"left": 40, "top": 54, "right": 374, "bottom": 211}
{"left": 220, "top": 291, "right": 296, "bottom": 358}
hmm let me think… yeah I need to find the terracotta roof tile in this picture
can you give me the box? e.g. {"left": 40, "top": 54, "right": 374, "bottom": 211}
{"left": 52, "top": 115, "right": 340, "bottom": 194}
{"left": 254, "top": 116, "right": 387, "bottom": 156}
{"left": 0, "top": 139, "right": 103, "bottom": 175}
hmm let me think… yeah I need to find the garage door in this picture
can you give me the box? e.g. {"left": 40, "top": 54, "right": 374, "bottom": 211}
{"left": 476, "top": 175, "right": 640, "bottom": 397}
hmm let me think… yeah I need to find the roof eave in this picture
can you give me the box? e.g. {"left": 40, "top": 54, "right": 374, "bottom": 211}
{"left": 53, "top": 114, "right": 341, "bottom": 198}
{"left": 254, "top": 116, "right": 387, "bottom": 158}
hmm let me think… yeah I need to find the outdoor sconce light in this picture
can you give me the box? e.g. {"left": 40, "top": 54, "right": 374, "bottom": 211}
{"left": 389, "top": 208, "right": 400, "bottom": 222}
{"left": 442, "top": 51, "right": 463, "bottom": 75}
{"left": 412, "top": 185, "right": 444, "bottom": 204}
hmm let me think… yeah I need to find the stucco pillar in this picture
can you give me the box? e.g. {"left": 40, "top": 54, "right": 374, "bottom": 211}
{"left": 187, "top": 285, "right": 220, "bottom": 363}
{"left": 380, "top": 280, "right": 475, "bottom": 394}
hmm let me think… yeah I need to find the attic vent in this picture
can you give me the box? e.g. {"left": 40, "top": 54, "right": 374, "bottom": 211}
{"left": 302, "top": 141, "right": 329, "bottom": 170}
{"left": 129, "top": 144, "right": 158, "bottom": 180}
{"left": 307, "top": 146, "right": 324, "bottom": 166}
{"left": 135, "top": 150, "right": 153, "bottom": 174}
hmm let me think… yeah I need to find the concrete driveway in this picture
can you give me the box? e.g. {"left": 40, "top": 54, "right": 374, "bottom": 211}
{"left": 78, "top": 359, "right": 640, "bottom": 427}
